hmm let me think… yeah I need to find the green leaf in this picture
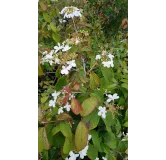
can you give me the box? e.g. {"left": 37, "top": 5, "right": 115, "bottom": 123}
{"left": 103, "top": 132, "right": 117, "bottom": 149}
{"left": 101, "top": 67, "right": 114, "bottom": 83}
{"left": 55, "top": 76, "right": 67, "bottom": 91}
{"left": 59, "top": 121, "right": 72, "bottom": 140}
{"left": 43, "top": 13, "right": 51, "bottom": 22}
{"left": 41, "top": 96, "right": 48, "bottom": 103}
{"left": 80, "top": 97, "right": 98, "bottom": 117}
{"left": 45, "top": 124, "right": 54, "bottom": 146}
{"left": 82, "top": 109, "right": 100, "bottom": 130}
{"left": 90, "top": 72, "right": 100, "bottom": 89}
{"left": 121, "top": 83, "right": 128, "bottom": 89}
{"left": 52, "top": 32, "right": 60, "bottom": 43}
{"left": 117, "top": 140, "right": 128, "bottom": 152}
{"left": 63, "top": 138, "right": 74, "bottom": 154}
{"left": 81, "top": 47, "right": 92, "bottom": 52}
{"left": 50, "top": 22, "right": 57, "bottom": 32}
{"left": 52, "top": 126, "right": 60, "bottom": 136}
{"left": 87, "top": 144, "right": 98, "bottom": 159}
{"left": 42, "top": 151, "right": 48, "bottom": 160}
{"left": 124, "top": 109, "right": 128, "bottom": 122}
{"left": 103, "top": 111, "right": 117, "bottom": 132}
{"left": 123, "top": 121, "right": 128, "bottom": 127}
{"left": 90, "top": 90, "right": 104, "bottom": 104}
{"left": 38, "top": 64, "right": 44, "bottom": 76}
{"left": 106, "top": 153, "right": 116, "bottom": 160}
{"left": 115, "top": 119, "right": 121, "bottom": 134}
{"left": 74, "top": 121, "right": 88, "bottom": 152}
{"left": 107, "top": 83, "right": 118, "bottom": 90}
{"left": 89, "top": 130, "right": 102, "bottom": 151}
{"left": 38, "top": 127, "right": 50, "bottom": 152}
{"left": 53, "top": 132, "right": 65, "bottom": 148}
{"left": 100, "top": 143, "right": 110, "bottom": 154}
{"left": 56, "top": 67, "right": 61, "bottom": 78}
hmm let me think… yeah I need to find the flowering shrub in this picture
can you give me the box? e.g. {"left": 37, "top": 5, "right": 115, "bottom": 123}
{"left": 38, "top": 0, "right": 128, "bottom": 160}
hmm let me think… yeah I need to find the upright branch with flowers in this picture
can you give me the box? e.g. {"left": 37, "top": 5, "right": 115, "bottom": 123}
{"left": 38, "top": 0, "right": 128, "bottom": 160}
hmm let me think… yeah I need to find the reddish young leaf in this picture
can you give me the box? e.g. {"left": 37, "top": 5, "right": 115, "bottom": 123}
{"left": 57, "top": 113, "right": 73, "bottom": 124}
{"left": 62, "top": 94, "right": 69, "bottom": 105}
{"left": 71, "top": 98, "right": 83, "bottom": 115}
{"left": 63, "top": 86, "right": 72, "bottom": 94}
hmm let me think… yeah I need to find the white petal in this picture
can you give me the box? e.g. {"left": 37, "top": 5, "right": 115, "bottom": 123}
{"left": 98, "top": 111, "right": 102, "bottom": 116}
{"left": 98, "top": 106, "right": 103, "bottom": 110}
{"left": 106, "top": 98, "right": 112, "bottom": 103}
{"left": 102, "top": 113, "right": 106, "bottom": 119}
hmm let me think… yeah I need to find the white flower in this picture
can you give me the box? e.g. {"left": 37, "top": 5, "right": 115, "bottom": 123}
{"left": 62, "top": 44, "right": 71, "bottom": 52}
{"left": 52, "top": 91, "right": 61, "bottom": 102}
{"left": 54, "top": 43, "right": 63, "bottom": 53}
{"left": 88, "top": 134, "right": 92, "bottom": 141}
{"left": 49, "top": 60, "right": 54, "bottom": 65}
{"left": 49, "top": 50, "right": 54, "bottom": 56}
{"left": 66, "top": 60, "right": 76, "bottom": 70}
{"left": 95, "top": 55, "right": 101, "bottom": 60}
{"left": 60, "top": 6, "right": 82, "bottom": 19}
{"left": 55, "top": 58, "right": 60, "bottom": 64}
{"left": 98, "top": 106, "right": 107, "bottom": 119}
{"left": 79, "top": 145, "right": 89, "bottom": 159}
{"left": 102, "top": 61, "right": 114, "bottom": 68}
{"left": 49, "top": 100, "right": 55, "bottom": 107}
{"left": 64, "top": 103, "right": 71, "bottom": 112}
{"left": 45, "top": 54, "right": 53, "bottom": 59}
{"left": 69, "top": 93, "right": 75, "bottom": 100}
{"left": 58, "top": 107, "right": 64, "bottom": 114}
{"left": 61, "top": 66, "right": 69, "bottom": 75}
{"left": 107, "top": 54, "right": 114, "bottom": 60}
{"left": 102, "top": 157, "right": 107, "bottom": 160}
{"left": 95, "top": 158, "right": 99, "bottom": 160}
{"left": 42, "top": 51, "right": 47, "bottom": 55}
{"left": 106, "top": 93, "right": 119, "bottom": 103}
{"left": 68, "top": 151, "right": 79, "bottom": 160}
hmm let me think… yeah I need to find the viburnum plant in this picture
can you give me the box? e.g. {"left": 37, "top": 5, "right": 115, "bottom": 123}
{"left": 38, "top": 0, "right": 128, "bottom": 160}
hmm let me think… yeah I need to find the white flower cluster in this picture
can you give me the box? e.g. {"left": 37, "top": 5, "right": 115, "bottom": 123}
{"left": 61, "top": 60, "right": 77, "bottom": 75}
{"left": 106, "top": 93, "right": 119, "bottom": 103}
{"left": 95, "top": 51, "right": 114, "bottom": 68}
{"left": 60, "top": 6, "right": 82, "bottom": 19}
{"left": 54, "top": 42, "right": 71, "bottom": 53}
{"left": 64, "top": 37, "right": 81, "bottom": 45}
{"left": 40, "top": 42, "right": 71, "bottom": 66}
{"left": 58, "top": 102, "right": 72, "bottom": 114}
{"left": 49, "top": 91, "right": 61, "bottom": 107}
{"left": 41, "top": 50, "right": 60, "bottom": 66}
{"left": 66, "top": 135, "right": 92, "bottom": 160}
{"left": 98, "top": 106, "right": 107, "bottom": 119}
{"left": 49, "top": 90, "right": 75, "bottom": 115}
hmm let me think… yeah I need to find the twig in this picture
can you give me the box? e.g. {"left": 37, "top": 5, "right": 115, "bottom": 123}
{"left": 87, "top": 62, "right": 98, "bottom": 74}
{"left": 72, "top": 18, "right": 78, "bottom": 33}
{"left": 82, "top": 56, "right": 86, "bottom": 74}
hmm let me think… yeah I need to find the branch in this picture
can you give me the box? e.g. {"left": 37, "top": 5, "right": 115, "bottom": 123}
{"left": 81, "top": 56, "right": 86, "bottom": 74}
